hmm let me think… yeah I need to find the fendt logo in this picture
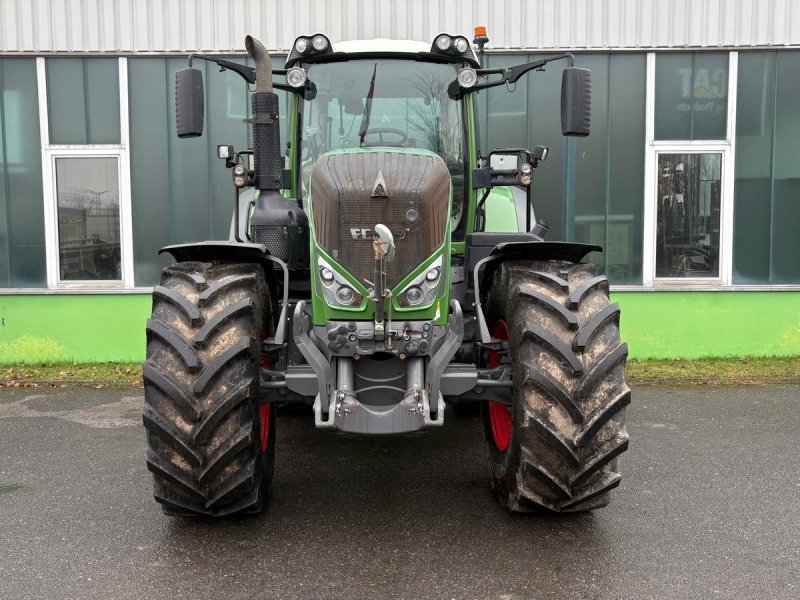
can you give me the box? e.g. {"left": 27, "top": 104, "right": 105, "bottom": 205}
{"left": 350, "top": 228, "right": 374, "bottom": 240}
{"left": 350, "top": 228, "right": 406, "bottom": 240}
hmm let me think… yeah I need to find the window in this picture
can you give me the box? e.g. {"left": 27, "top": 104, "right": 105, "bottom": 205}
{"left": 655, "top": 53, "right": 728, "bottom": 140}
{"left": 644, "top": 52, "right": 734, "bottom": 286}
{"left": 656, "top": 153, "right": 721, "bottom": 278}
{"left": 46, "top": 58, "right": 120, "bottom": 144}
{"left": 55, "top": 157, "right": 121, "bottom": 281}
{"left": 39, "top": 57, "right": 133, "bottom": 289}
{"left": 301, "top": 60, "right": 464, "bottom": 161}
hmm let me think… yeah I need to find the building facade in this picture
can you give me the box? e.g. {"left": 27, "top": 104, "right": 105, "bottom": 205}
{"left": 1, "top": 0, "right": 799, "bottom": 362}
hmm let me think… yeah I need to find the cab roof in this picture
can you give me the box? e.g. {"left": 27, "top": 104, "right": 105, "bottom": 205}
{"left": 285, "top": 37, "right": 480, "bottom": 68}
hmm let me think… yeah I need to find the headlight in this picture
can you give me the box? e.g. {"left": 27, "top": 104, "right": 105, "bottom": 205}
{"left": 312, "top": 34, "right": 329, "bottom": 51}
{"left": 397, "top": 256, "right": 443, "bottom": 308}
{"left": 336, "top": 286, "right": 357, "bottom": 305}
{"left": 434, "top": 34, "right": 451, "bottom": 51}
{"left": 457, "top": 68, "right": 478, "bottom": 88}
{"left": 454, "top": 37, "right": 469, "bottom": 53}
{"left": 286, "top": 67, "right": 307, "bottom": 88}
{"left": 318, "top": 257, "right": 363, "bottom": 307}
{"left": 405, "top": 286, "right": 424, "bottom": 305}
{"left": 294, "top": 37, "right": 309, "bottom": 54}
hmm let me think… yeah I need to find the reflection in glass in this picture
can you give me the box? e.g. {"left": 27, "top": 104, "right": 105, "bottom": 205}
{"left": 654, "top": 53, "right": 728, "bottom": 140}
{"left": 657, "top": 153, "right": 721, "bottom": 278}
{"left": 56, "top": 157, "right": 121, "bottom": 280}
{"left": 46, "top": 58, "right": 121, "bottom": 144}
{"left": 734, "top": 51, "right": 800, "bottom": 284}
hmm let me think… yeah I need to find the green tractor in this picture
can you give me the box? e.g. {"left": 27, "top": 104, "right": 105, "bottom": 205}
{"left": 143, "top": 29, "right": 630, "bottom": 516}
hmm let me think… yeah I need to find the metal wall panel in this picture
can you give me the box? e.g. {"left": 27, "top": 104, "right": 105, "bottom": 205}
{"left": 1, "top": 0, "right": 799, "bottom": 53}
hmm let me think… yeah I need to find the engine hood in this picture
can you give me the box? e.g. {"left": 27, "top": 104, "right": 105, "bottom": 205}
{"left": 309, "top": 148, "right": 451, "bottom": 287}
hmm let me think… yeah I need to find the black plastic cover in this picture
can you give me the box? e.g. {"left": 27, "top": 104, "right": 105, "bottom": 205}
{"left": 561, "top": 67, "right": 591, "bottom": 137}
{"left": 175, "top": 68, "right": 204, "bottom": 138}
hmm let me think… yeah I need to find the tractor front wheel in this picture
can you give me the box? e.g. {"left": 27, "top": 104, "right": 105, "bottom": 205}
{"left": 143, "top": 261, "right": 275, "bottom": 516}
{"left": 481, "top": 260, "right": 630, "bottom": 512}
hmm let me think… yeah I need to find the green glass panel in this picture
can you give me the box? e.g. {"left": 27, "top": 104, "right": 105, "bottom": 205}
{"left": 734, "top": 51, "right": 800, "bottom": 284}
{"left": 0, "top": 59, "right": 46, "bottom": 287}
{"left": 128, "top": 59, "right": 172, "bottom": 286}
{"left": 523, "top": 53, "right": 565, "bottom": 246}
{"left": 46, "top": 58, "right": 120, "bottom": 144}
{"left": 607, "top": 53, "right": 646, "bottom": 284}
{"left": 691, "top": 53, "right": 728, "bottom": 139}
{"left": 475, "top": 53, "right": 646, "bottom": 284}
{"left": 655, "top": 53, "right": 727, "bottom": 140}
{"left": 770, "top": 51, "right": 800, "bottom": 283}
{"left": 733, "top": 52, "right": 774, "bottom": 283}
{"left": 129, "top": 57, "right": 288, "bottom": 286}
{"left": 572, "top": 54, "right": 646, "bottom": 284}
{"left": 655, "top": 54, "right": 692, "bottom": 139}
{"left": 573, "top": 55, "right": 610, "bottom": 254}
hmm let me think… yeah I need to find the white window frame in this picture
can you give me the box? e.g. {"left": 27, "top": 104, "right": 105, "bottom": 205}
{"left": 37, "top": 57, "right": 134, "bottom": 290}
{"left": 642, "top": 51, "right": 738, "bottom": 288}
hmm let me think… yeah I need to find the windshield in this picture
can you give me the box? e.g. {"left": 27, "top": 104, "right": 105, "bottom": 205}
{"left": 300, "top": 59, "right": 464, "bottom": 171}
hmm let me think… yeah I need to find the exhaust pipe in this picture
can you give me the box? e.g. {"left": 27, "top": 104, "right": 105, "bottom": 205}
{"left": 245, "top": 35, "right": 280, "bottom": 190}
{"left": 244, "top": 35, "right": 309, "bottom": 269}
{"left": 245, "top": 35, "right": 273, "bottom": 94}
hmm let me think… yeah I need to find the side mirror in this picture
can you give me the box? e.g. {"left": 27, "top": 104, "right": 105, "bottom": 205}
{"left": 561, "top": 67, "right": 591, "bottom": 137}
{"left": 175, "top": 67, "right": 204, "bottom": 138}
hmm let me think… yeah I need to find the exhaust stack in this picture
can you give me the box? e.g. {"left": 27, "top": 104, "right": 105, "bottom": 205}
{"left": 245, "top": 35, "right": 309, "bottom": 269}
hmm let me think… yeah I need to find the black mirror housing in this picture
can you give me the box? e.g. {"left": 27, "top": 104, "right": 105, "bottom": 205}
{"left": 561, "top": 67, "right": 591, "bottom": 137}
{"left": 176, "top": 68, "right": 204, "bottom": 138}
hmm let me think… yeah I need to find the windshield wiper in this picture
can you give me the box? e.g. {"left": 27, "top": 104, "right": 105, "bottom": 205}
{"left": 358, "top": 63, "right": 378, "bottom": 146}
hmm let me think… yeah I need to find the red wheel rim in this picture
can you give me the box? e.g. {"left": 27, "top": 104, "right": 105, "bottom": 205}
{"left": 259, "top": 330, "right": 272, "bottom": 451}
{"left": 488, "top": 320, "right": 512, "bottom": 452}
{"left": 259, "top": 403, "right": 271, "bottom": 452}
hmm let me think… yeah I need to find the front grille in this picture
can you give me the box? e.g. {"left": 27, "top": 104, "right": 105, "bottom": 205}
{"left": 337, "top": 195, "right": 423, "bottom": 286}
{"left": 310, "top": 151, "right": 450, "bottom": 287}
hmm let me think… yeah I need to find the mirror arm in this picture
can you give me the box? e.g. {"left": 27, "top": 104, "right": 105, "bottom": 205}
{"left": 188, "top": 53, "right": 256, "bottom": 84}
{"left": 506, "top": 52, "right": 574, "bottom": 83}
{"left": 470, "top": 53, "right": 574, "bottom": 92}
{"left": 187, "top": 54, "right": 296, "bottom": 93}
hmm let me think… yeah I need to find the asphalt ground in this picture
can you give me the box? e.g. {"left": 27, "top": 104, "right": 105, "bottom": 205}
{"left": 0, "top": 386, "right": 798, "bottom": 600}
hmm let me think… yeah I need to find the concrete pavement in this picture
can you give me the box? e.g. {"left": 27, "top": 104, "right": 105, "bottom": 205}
{"left": 0, "top": 386, "right": 798, "bottom": 599}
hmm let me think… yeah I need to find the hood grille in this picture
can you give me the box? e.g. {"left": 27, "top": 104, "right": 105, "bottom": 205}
{"left": 310, "top": 151, "right": 450, "bottom": 287}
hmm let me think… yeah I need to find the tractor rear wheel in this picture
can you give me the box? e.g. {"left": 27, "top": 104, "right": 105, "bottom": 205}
{"left": 143, "top": 261, "right": 275, "bottom": 516}
{"left": 481, "top": 260, "right": 630, "bottom": 512}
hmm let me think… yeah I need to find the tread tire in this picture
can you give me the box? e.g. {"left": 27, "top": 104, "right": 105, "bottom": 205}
{"left": 480, "top": 260, "right": 630, "bottom": 513}
{"left": 143, "top": 261, "right": 275, "bottom": 517}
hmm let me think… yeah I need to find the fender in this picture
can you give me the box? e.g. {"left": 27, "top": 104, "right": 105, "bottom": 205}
{"left": 160, "top": 240, "right": 271, "bottom": 264}
{"left": 159, "top": 241, "right": 290, "bottom": 345}
{"left": 466, "top": 233, "right": 602, "bottom": 343}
